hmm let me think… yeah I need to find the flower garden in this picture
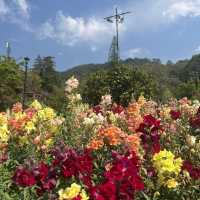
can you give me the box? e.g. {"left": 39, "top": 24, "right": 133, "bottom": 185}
{"left": 0, "top": 76, "right": 200, "bottom": 200}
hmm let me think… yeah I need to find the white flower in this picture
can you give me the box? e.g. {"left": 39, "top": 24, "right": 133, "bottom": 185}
{"left": 101, "top": 94, "right": 112, "bottom": 106}
{"left": 83, "top": 117, "right": 95, "bottom": 126}
{"left": 68, "top": 94, "right": 82, "bottom": 102}
{"left": 65, "top": 76, "right": 79, "bottom": 93}
{"left": 96, "top": 113, "right": 104, "bottom": 124}
{"left": 186, "top": 135, "right": 196, "bottom": 147}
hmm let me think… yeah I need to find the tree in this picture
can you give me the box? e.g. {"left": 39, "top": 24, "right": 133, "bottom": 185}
{"left": 81, "top": 70, "right": 110, "bottom": 105}
{"left": 81, "top": 64, "right": 159, "bottom": 106}
{"left": 108, "top": 65, "right": 159, "bottom": 105}
{"left": 0, "top": 56, "right": 23, "bottom": 110}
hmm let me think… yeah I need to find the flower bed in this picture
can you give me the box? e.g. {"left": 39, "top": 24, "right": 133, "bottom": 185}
{"left": 0, "top": 77, "right": 200, "bottom": 199}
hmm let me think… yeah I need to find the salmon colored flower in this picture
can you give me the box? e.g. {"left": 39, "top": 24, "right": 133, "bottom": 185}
{"left": 127, "top": 102, "right": 141, "bottom": 117}
{"left": 12, "top": 102, "right": 23, "bottom": 113}
{"left": 98, "top": 126, "right": 124, "bottom": 146}
{"left": 88, "top": 139, "right": 104, "bottom": 150}
{"left": 125, "top": 133, "right": 141, "bottom": 154}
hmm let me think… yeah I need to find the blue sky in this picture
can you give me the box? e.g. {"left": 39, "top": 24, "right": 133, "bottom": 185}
{"left": 1, "top": 0, "right": 200, "bottom": 71}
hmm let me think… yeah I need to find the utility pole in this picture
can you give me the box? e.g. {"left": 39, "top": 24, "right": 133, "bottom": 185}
{"left": 5, "top": 42, "right": 11, "bottom": 59}
{"left": 22, "top": 57, "right": 30, "bottom": 109}
{"left": 104, "top": 8, "right": 131, "bottom": 62}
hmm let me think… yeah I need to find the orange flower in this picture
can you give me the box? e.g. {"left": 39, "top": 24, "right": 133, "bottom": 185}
{"left": 12, "top": 102, "right": 23, "bottom": 113}
{"left": 88, "top": 139, "right": 104, "bottom": 150}
{"left": 99, "top": 126, "right": 124, "bottom": 146}
{"left": 127, "top": 103, "right": 141, "bottom": 117}
{"left": 128, "top": 116, "right": 143, "bottom": 132}
{"left": 125, "top": 134, "right": 141, "bottom": 154}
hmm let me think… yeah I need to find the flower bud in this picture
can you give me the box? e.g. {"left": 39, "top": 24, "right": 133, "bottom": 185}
{"left": 33, "top": 136, "right": 41, "bottom": 145}
{"left": 186, "top": 135, "right": 196, "bottom": 146}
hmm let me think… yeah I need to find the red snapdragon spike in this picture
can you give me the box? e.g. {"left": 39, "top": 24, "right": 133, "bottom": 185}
{"left": 51, "top": 147, "right": 93, "bottom": 187}
{"left": 93, "top": 105, "right": 103, "bottom": 114}
{"left": 190, "top": 116, "right": 200, "bottom": 128}
{"left": 111, "top": 104, "right": 124, "bottom": 114}
{"left": 33, "top": 162, "right": 49, "bottom": 181}
{"left": 13, "top": 167, "right": 36, "bottom": 187}
{"left": 91, "top": 181, "right": 116, "bottom": 200}
{"left": 41, "top": 178, "right": 57, "bottom": 191}
{"left": 170, "top": 110, "right": 181, "bottom": 120}
{"left": 92, "top": 151, "right": 144, "bottom": 200}
{"left": 0, "top": 153, "right": 8, "bottom": 164}
{"left": 143, "top": 115, "right": 160, "bottom": 128}
{"left": 73, "top": 195, "right": 82, "bottom": 200}
{"left": 197, "top": 107, "right": 200, "bottom": 116}
{"left": 182, "top": 161, "right": 200, "bottom": 180}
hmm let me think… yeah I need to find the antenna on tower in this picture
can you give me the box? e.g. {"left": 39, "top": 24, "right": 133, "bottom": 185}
{"left": 5, "top": 41, "right": 11, "bottom": 59}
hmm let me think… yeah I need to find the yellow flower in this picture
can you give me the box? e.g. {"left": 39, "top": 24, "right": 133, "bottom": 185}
{"left": 80, "top": 189, "right": 89, "bottom": 200}
{"left": 0, "top": 113, "right": 8, "bottom": 125}
{"left": 153, "top": 149, "right": 182, "bottom": 188}
{"left": 166, "top": 178, "right": 178, "bottom": 188}
{"left": 45, "top": 138, "right": 53, "bottom": 147}
{"left": 58, "top": 183, "right": 89, "bottom": 200}
{"left": 19, "top": 136, "right": 29, "bottom": 145}
{"left": 153, "top": 191, "right": 160, "bottom": 198}
{"left": 38, "top": 107, "right": 56, "bottom": 121}
{"left": 24, "top": 121, "right": 36, "bottom": 133}
{"left": 138, "top": 95, "right": 146, "bottom": 106}
{"left": 0, "top": 125, "right": 9, "bottom": 143}
{"left": 30, "top": 100, "right": 42, "bottom": 110}
{"left": 58, "top": 183, "right": 81, "bottom": 200}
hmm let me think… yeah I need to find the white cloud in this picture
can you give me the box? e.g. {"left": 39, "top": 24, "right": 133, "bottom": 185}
{"left": 38, "top": 11, "right": 114, "bottom": 46}
{"left": 163, "top": 0, "right": 200, "bottom": 20}
{"left": 194, "top": 45, "right": 200, "bottom": 53}
{"left": 0, "top": 0, "right": 9, "bottom": 17}
{"left": 121, "top": 0, "right": 200, "bottom": 33}
{"left": 91, "top": 46, "right": 98, "bottom": 52}
{"left": 122, "top": 48, "right": 148, "bottom": 58}
{"left": 0, "top": 0, "right": 31, "bottom": 30}
{"left": 14, "top": 0, "right": 30, "bottom": 18}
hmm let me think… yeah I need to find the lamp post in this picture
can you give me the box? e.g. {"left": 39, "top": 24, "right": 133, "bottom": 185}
{"left": 22, "top": 57, "right": 30, "bottom": 108}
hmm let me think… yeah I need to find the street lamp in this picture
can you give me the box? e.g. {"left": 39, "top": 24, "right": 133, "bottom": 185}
{"left": 22, "top": 57, "right": 30, "bottom": 108}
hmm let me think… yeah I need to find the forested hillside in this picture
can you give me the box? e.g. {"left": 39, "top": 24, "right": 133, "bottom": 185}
{"left": 0, "top": 54, "right": 199, "bottom": 110}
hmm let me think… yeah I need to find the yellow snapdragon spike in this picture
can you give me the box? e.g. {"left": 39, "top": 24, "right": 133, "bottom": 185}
{"left": 24, "top": 121, "right": 36, "bottom": 133}
{"left": 80, "top": 189, "right": 89, "bottom": 200}
{"left": 153, "top": 149, "right": 182, "bottom": 188}
{"left": 45, "top": 138, "right": 53, "bottom": 147}
{"left": 0, "top": 113, "right": 8, "bottom": 125}
{"left": 30, "top": 100, "right": 42, "bottom": 110}
{"left": 58, "top": 183, "right": 81, "bottom": 200}
{"left": 0, "top": 125, "right": 9, "bottom": 143}
{"left": 166, "top": 178, "right": 178, "bottom": 188}
{"left": 58, "top": 183, "right": 89, "bottom": 200}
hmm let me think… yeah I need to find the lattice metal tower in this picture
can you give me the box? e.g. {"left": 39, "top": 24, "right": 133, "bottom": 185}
{"left": 105, "top": 8, "right": 131, "bottom": 63}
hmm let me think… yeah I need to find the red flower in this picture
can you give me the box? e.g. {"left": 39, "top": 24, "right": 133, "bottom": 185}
{"left": 41, "top": 178, "right": 57, "bottom": 191}
{"left": 33, "top": 162, "right": 49, "bottom": 181}
{"left": 91, "top": 151, "right": 144, "bottom": 200}
{"left": 13, "top": 167, "right": 36, "bottom": 187}
{"left": 143, "top": 115, "right": 160, "bottom": 129}
{"left": 190, "top": 116, "right": 200, "bottom": 128}
{"left": 111, "top": 104, "right": 124, "bottom": 114}
{"left": 52, "top": 147, "right": 93, "bottom": 188}
{"left": 93, "top": 105, "right": 103, "bottom": 114}
{"left": 182, "top": 161, "right": 200, "bottom": 180}
{"left": 170, "top": 110, "right": 181, "bottom": 120}
{"left": 73, "top": 195, "right": 82, "bottom": 200}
